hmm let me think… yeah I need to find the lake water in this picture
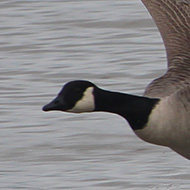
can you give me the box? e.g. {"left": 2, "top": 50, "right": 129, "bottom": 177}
{"left": 1, "top": 0, "right": 190, "bottom": 189}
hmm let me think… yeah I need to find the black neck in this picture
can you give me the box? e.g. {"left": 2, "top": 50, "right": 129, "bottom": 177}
{"left": 93, "top": 87, "right": 159, "bottom": 130}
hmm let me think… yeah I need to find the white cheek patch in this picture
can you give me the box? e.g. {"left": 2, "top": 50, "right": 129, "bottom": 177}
{"left": 68, "top": 87, "right": 95, "bottom": 113}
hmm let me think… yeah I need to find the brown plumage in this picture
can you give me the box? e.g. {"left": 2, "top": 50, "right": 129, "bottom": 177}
{"left": 142, "top": 0, "right": 190, "bottom": 97}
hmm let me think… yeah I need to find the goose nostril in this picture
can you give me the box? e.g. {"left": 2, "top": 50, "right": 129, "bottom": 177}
{"left": 54, "top": 99, "right": 59, "bottom": 104}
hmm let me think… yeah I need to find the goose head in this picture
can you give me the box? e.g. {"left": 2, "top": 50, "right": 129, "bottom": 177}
{"left": 43, "top": 80, "right": 159, "bottom": 130}
{"left": 43, "top": 80, "right": 96, "bottom": 113}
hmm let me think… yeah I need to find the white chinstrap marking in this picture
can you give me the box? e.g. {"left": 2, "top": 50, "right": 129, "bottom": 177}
{"left": 68, "top": 87, "right": 95, "bottom": 113}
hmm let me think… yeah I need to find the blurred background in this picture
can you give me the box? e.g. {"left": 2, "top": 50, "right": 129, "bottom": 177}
{"left": 1, "top": 0, "right": 189, "bottom": 189}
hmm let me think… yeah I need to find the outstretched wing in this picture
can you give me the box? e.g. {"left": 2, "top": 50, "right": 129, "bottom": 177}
{"left": 142, "top": 0, "right": 190, "bottom": 67}
{"left": 142, "top": 0, "right": 190, "bottom": 97}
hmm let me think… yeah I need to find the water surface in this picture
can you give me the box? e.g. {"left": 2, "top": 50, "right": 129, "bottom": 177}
{"left": 1, "top": 0, "right": 189, "bottom": 189}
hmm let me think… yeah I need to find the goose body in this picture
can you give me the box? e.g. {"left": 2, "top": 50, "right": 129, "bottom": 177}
{"left": 43, "top": 0, "right": 190, "bottom": 159}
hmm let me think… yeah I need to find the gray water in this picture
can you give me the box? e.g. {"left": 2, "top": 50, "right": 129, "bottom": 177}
{"left": 1, "top": 0, "right": 190, "bottom": 189}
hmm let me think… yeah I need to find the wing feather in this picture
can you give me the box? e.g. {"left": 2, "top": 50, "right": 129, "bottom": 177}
{"left": 142, "top": 0, "right": 190, "bottom": 66}
{"left": 142, "top": 0, "right": 190, "bottom": 97}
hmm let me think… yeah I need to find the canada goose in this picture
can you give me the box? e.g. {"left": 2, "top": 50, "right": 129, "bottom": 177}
{"left": 43, "top": 0, "right": 190, "bottom": 160}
